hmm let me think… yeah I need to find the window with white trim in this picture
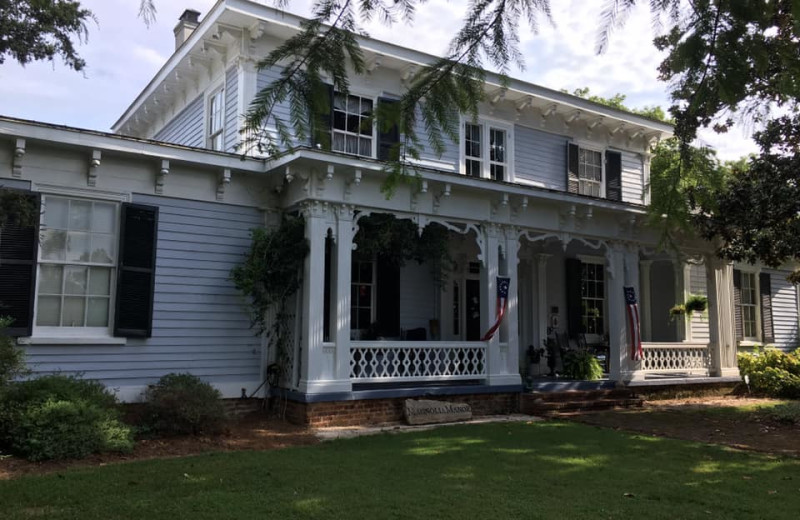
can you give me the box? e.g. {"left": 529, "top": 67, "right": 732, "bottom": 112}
{"left": 462, "top": 120, "right": 512, "bottom": 180}
{"left": 351, "top": 257, "right": 374, "bottom": 330}
{"left": 578, "top": 147, "right": 603, "bottom": 197}
{"left": 333, "top": 93, "right": 373, "bottom": 157}
{"left": 36, "top": 196, "right": 118, "bottom": 331}
{"left": 208, "top": 88, "right": 224, "bottom": 151}
{"left": 740, "top": 271, "right": 758, "bottom": 340}
{"left": 581, "top": 262, "right": 605, "bottom": 335}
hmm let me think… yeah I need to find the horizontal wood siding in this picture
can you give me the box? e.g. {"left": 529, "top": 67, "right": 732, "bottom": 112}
{"left": 23, "top": 195, "right": 264, "bottom": 398}
{"left": 621, "top": 151, "right": 644, "bottom": 204}
{"left": 224, "top": 66, "right": 239, "bottom": 153}
{"left": 410, "top": 106, "right": 459, "bottom": 170}
{"left": 689, "top": 264, "right": 710, "bottom": 342}
{"left": 153, "top": 95, "right": 204, "bottom": 148}
{"left": 514, "top": 125, "right": 567, "bottom": 190}
{"left": 767, "top": 269, "right": 799, "bottom": 350}
{"left": 256, "top": 67, "right": 297, "bottom": 150}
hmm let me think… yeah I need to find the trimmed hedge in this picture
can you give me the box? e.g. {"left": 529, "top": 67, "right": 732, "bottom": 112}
{"left": 738, "top": 347, "right": 800, "bottom": 398}
{"left": 142, "top": 373, "right": 227, "bottom": 436}
{"left": 0, "top": 375, "right": 133, "bottom": 461}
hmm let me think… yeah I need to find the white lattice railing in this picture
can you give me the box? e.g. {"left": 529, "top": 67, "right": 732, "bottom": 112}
{"left": 350, "top": 342, "right": 487, "bottom": 383}
{"left": 641, "top": 342, "right": 711, "bottom": 374}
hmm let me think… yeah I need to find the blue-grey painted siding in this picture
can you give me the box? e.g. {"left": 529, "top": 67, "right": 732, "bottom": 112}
{"left": 154, "top": 95, "right": 204, "bottom": 148}
{"left": 768, "top": 269, "right": 799, "bottom": 350}
{"left": 0, "top": 178, "right": 31, "bottom": 190}
{"left": 224, "top": 66, "right": 239, "bottom": 153}
{"left": 689, "top": 264, "right": 710, "bottom": 342}
{"left": 514, "top": 125, "right": 567, "bottom": 190}
{"left": 621, "top": 151, "right": 644, "bottom": 204}
{"left": 23, "top": 195, "right": 264, "bottom": 397}
{"left": 256, "top": 66, "right": 298, "bottom": 151}
{"left": 410, "top": 106, "right": 459, "bottom": 170}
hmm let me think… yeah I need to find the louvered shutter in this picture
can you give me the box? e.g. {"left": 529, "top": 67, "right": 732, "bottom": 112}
{"left": 567, "top": 143, "right": 579, "bottom": 194}
{"left": 759, "top": 272, "right": 774, "bottom": 344}
{"left": 565, "top": 258, "right": 583, "bottom": 338}
{"left": 376, "top": 255, "right": 400, "bottom": 337}
{"left": 605, "top": 150, "right": 622, "bottom": 201}
{"left": 0, "top": 191, "right": 40, "bottom": 337}
{"left": 311, "top": 83, "right": 334, "bottom": 149}
{"left": 733, "top": 269, "right": 743, "bottom": 341}
{"left": 377, "top": 97, "right": 400, "bottom": 161}
{"left": 114, "top": 203, "right": 158, "bottom": 338}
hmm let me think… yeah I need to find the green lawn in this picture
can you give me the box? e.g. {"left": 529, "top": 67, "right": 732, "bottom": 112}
{"left": 1, "top": 421, "right": 798, "bottom": 519}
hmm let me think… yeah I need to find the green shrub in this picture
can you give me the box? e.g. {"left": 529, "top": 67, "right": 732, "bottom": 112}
{"left": 0, "top": 375, "right": 133, "bottom": 461}
{"left": 143, "top": 373, "right": 226, "bottom": 436}
{"left": 738, "top": 347, "right": 800, "bottom": 398}
{"left": 0, "top": 316, "right": 28, "bottom": 388}
{"left": 768, "top": 402, "right": 800, "bottom": 424}
{"left": 562, "top": 350, "right": 603, "bottom": 381}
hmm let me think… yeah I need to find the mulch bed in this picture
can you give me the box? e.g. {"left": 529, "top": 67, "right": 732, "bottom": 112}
{"left": 566, "top": 396, "right": 800, "bottom": 457}
{"left": 0, "top": 413, "right": 318, "bottom": 480}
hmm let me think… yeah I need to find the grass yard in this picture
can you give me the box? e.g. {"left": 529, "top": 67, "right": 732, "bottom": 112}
{"left": 1, "top": 420, "right": 798, "bottom": 520}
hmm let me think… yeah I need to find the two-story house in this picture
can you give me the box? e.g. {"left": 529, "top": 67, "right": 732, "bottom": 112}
{"left": 1, "top": 0, "right": 797, "bottom": 423}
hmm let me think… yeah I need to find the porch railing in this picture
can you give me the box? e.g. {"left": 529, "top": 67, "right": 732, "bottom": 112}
{"left": 350, "top": 341, "right": 487, "bottom": 383}
{"left": 641, "top": 342, "right": 711, "bottom": 374}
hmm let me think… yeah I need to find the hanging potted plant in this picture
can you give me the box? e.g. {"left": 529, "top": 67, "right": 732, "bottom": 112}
{"left": 669, "top": 304, "right": 686, "bottom": 321}
{"left": 684, "top": 294, "right": 709, "bottom": 316}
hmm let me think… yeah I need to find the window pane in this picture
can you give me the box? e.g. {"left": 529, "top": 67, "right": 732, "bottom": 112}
{"left": 358, "top": 285, "right": 371, "bottom": 307}
{"left": 359, "top": 138, "right": 371, "bottom": 157}
{"left": 347, "top": 95, "right": 359, "bottom": 113}
{"left": 64, "top": 266, "right": 88, "bottom": 295}
{"left": 359, "top": 262, "right": 371, "bottom": 282}
{"left": 39, "top": 265, "right": 63, "bottom": 294}
{"left": 44, "top": 197, "right": 69, "bottom": 229}
{"left": 69, "top": 200, "right": 91, "bottom": 231}
{"left": 88, "top": 267, "right": 111, "bottom": 295}
{"left": 90, "top": 234, "right": 115, "bottom": 264}
{"left": 360, "top": 97, "right": 373, "bottom": 114}
{"left": 333, "top": 111, "right": 346, "bottom": 131}
{"left": 87, "top": 298, "right": 109, "bottom": 327}
{"left": 358, "top": 308, "right": 371, "bottom": 329}
{"left": 62, "top": 297, "right": 86, "bottom": 327}
{"left": 93, "top": 203, "right": 115, "bottom": 233}
{"left": 347, "top": 114, "right": 360, "bottom": 133}
{"left": 346, "top": 135, "right": 358, "bottom": 154}
{"left": 37, "top": 296, "right": 62, "bottom": 326}
{"left": 66, "top": 232, "right": 91, "bottom": 262}
{"left": 333, "top": 132, "right": 345, "bottom": 152}
{"left": 334, "top": 93, "right": 346, "bottom": 110}
{"left": 41, "top": 230, "right": 66, "bottom": 261}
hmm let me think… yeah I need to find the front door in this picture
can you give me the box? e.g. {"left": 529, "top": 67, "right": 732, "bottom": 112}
{"left": 466, "top": 279, "right": 481, "bottom": 341}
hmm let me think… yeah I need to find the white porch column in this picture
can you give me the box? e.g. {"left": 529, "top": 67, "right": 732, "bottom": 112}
{"left": 639, "top": 260, "right": 652, "bottom": 342}
{"left": 480, "top": 224, "right": 503, "bottom": 385}
{"left": 705, "top": 255, "right": 740, "bottom": 378}
{"left": 674, "top": 259, "right": 687, "bottom": 341}
{"left": 536, "top": 254, "right": 551, "bottom": 350}
{"left": 608, "top": 243, "right": 644, "bottom": 382}
{"left": 332, "top": 205, "right": 355, "bottom": 390}
{"left": 499, "top": 227, "right": 522, "bottom": 384}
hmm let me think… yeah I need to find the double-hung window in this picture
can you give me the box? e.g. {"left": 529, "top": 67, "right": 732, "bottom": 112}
{"left": 37, "top": 196, "right": 118, "bottom": 332}
{"left": 740, "top": 271, "right": 758, "bottom": 340}
{"left": 462, "top": 120, "right": 511, "bottom": 180}
{"left": 733, "top": 268, "right": 776, "bottom": 344}
{"left": 208, "top": 88, "right": 224, "bottom": 151}
{"left": 578, "top": 147, "right": 603, "bottom": 197}
{"left": 351, "top": 257, "right": 374, "bottom": 331}
{"left": 333, "top": 93, "right": 373, "bottom": 157}
{"left": 580, "top": 261, "right": 605, "bottom": 336}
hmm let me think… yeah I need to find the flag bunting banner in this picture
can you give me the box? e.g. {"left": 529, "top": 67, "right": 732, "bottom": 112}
{"left": 481, "top": 277, "right": 510, "bottom": 341}
{"left": 624, "top": 286, "right": 644, "bottom": 361}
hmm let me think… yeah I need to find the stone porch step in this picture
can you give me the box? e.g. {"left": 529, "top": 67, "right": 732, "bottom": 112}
{"left": 521, "top": 389, "right": 643, "bottom": 416}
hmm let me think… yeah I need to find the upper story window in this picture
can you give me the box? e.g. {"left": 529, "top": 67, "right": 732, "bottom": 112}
{"left": 578, "top": 148, "right": 603, "bottom": 197}
{"left": 333, "top": 93, "right": 373, "bottom": 157}
{"left": 462, "top": 120, "right": 512, "bottom": 181}
{"left": 37, "top": 196, "right": 118, "bottom": 331}
{"left": 208, "top": 88, "right": 224, "bottom": 151}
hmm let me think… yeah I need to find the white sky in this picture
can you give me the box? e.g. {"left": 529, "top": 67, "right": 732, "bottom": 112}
{"left": 0, "top": 0, "right": 757, "bottom": 160}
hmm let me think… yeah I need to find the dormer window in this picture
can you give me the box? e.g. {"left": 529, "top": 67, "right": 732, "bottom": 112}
{"left": 462, "top": 119, "right": 513, "bottom": 181}
{"left": 208, "top": 88, "right": 224, "bottom": 151}
{"left": 332, "top": 93, "right": 373, "bottom": 157}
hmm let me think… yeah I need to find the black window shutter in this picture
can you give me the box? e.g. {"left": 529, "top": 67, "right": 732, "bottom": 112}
{"left": 606, "top": 150, "right": 622, "bottom": 201}
{"left": 377, "top": 97, "right": 400, "bottom": 161}
{"left": 0, "top": 191, "right": 40, "bottom": 337}
{"left": 733, "top": 269, "right": 743, "bottom": 341}
{"left": 565, "top": 258, "right": 583, "bottom": 338}
{"left": 567, "top": 143, "right": 579, "bottom": 194}
{"left": 114, "top": 203, "right": 158, "bottom": 338}
{"left": 376, "top": 255, "right": 400, "bottom": 337}
{"left": 311, "top": 83, "right": 334, "bottom": 149}
{"left": 759, "top": 272, "right": 775, "bottom": 344}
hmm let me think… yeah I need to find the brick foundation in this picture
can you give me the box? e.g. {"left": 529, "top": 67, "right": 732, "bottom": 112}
{"left": 282, "top": 392, "right": 520, "bottom": 427}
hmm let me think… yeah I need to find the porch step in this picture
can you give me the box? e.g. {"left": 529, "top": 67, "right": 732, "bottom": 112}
{"left": 521, "top": 390, "right": 643, "bottom": 416}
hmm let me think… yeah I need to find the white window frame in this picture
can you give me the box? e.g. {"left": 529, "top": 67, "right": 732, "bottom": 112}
{"left": 460, "top": 117, "right": 514, "bottom": 181}
{"left": 577, "top": 256, "right": 607, "bottom": 341}
{"left": 737, "top": 267, "right": 762, "bottom": 343}
{"left": 206, "top": 82, "right": 225, "bottom": 151}
{"left": 574, "top": 141, "right": 605, "bottom": 198}
{"left": 331, "top": 90, "right": 377, "bottom": 159}
{"left": 32, "top": 192, "right": 122, "bottom": 340}
{"left": 350, "top": 256, "right": 376, "bottom": 333}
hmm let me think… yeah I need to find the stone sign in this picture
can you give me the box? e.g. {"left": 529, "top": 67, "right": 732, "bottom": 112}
{"left": 404, "top": 399, "right": 472, "bottom": 425}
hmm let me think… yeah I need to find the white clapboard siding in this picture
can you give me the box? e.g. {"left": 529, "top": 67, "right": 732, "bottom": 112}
{"left": 621, "top": 151, "right": 644, "bottom": 204}
{"left": 689, "top": 264, "right": 710, "bottom": 342}
{"left": 224, "top": 65, "right": 239, "bottom": 153}
{"left": 153, "top": 94, "right": 204, "bottom": 148}
{"left": 24, "top": 195, "right": 265, "bottom": 399}
{"left": 767, "top": 269, "right": 799, "bottom": 350}
{"left": 514, "top": 125, "right": 568, "bottom": 190}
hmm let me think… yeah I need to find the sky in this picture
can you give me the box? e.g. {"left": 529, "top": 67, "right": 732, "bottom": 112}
{"left": 0, "top": 0, "right": 757, "bottom": 160}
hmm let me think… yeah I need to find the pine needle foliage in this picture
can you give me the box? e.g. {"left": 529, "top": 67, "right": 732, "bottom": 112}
{"left": 242, "top": 0, "right": 552, "bottom": 194}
